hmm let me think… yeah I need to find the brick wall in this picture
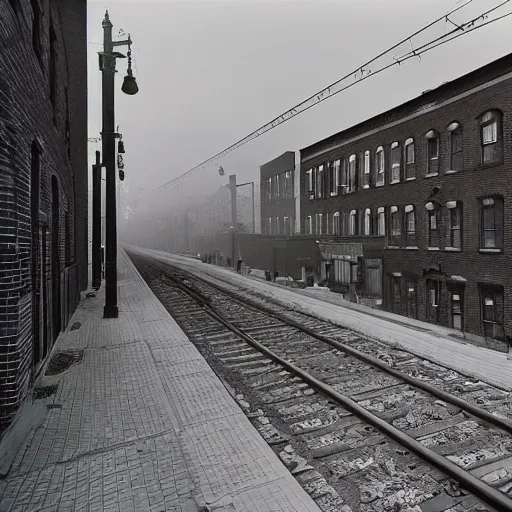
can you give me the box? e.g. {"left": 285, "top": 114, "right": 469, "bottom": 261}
{"left": 0, "top": 0, "right": 87, "bottom": 433}
{"left": 299, "top": 55, "right": 512, "bottom": 344}
{"left": 260, "top": 151, "right": 296, "bottom": 234}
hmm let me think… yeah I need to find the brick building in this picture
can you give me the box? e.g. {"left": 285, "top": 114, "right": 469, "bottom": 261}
{"left": 300, "top": 53, "right": 512, "bottom": 348}
{"left": 0, "top": 0, "right": 88, "bottom": 431}
{"left": 261, "top": 151, "right": 296, "bottom": 235}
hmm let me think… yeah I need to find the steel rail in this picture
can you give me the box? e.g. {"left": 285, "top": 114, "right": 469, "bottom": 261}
{"left": 162, "top": 258, "right": 512, "bottom": 436}
{"left": 158, "top": 268, "right": 512, "bottom": 511}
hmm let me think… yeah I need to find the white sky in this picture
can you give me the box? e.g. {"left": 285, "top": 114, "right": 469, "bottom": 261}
{"left": 86, "top": 0, "right": 512, "bottom": 207}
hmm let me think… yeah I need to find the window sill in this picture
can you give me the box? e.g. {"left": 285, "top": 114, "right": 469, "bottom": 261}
{"left": 405, "top": 177, "right": 416, "bottom": 181}
{"left": 445, "top": 170, "right": 459, "bottom": 175}
{"left": 425, "top": 172, "right": 439, "bottom": 178}
{"left": 363, "top": 185, "right": 370, "bottom": 189}
{"left": 445, "top": 247, "right": 461, "bottom": 252}
{"left": 330, "top": 192, "right": 338, "bottom": 197}
{"left": 390, "top": 180, "right": 400, "bottom": 185}
{"left": 428, "top": 247, "right": 440, "bottom": 251}
{"left": 375, "top": 183, "right": 385, "bottom": 187}
{"left": 385, "top": 246, "right": 400, "bottom": 250}
{"left": 405, "top": 246, "right": 418, "bottom": 250}
{"left": 479, "top": 248, "right": 502, "bottom": 254}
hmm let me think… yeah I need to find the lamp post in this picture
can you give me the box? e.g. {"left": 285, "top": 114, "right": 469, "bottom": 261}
{"left": 99, "top": 11, "right": 138, "bottom": 319}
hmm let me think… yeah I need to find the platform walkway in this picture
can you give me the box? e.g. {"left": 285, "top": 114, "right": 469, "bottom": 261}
{"left": 131, "top": 246, "right": 512, "bottom": 392}
{"left": 0, "top": 249, "right": 321, "bottom": 512}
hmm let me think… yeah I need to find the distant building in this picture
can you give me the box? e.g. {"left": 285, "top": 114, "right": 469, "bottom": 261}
{"left": 260, "top": 152, "right": 296, "bottom": 235}
{"left": 300, "top": 53, "right": 512, "bottom": 348}
{"left": 0, "top": 0, "right": 88, "bottom": 431}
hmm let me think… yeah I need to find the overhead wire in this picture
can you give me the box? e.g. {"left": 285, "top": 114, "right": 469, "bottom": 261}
{"left": 134, "top": 0, "right": 510, "bottom": 205}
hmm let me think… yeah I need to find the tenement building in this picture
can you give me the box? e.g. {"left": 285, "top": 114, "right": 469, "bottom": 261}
{"left": 261, "top": 151, "right": 296, "bottom": 235}
{"left": 0, "top": 0, "right": 88, "bottom": 431}
{"left": 300, "top": 53, "right": 512, "bottom": 348}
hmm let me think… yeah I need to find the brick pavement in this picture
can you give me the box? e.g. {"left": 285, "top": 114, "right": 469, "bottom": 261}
{"left": 0, "top": 250, "right": 321, "bottom": 512}
{"left": 131, "top": 246, "right": 512, "bottom": 392}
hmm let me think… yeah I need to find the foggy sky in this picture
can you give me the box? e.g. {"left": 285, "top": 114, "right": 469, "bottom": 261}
{"left": 86, "top": 0, "right": 512, "bottom": 208}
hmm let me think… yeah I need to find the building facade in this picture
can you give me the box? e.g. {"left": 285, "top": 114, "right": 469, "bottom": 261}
{"left": 300, "top": 54, "right": 512, "bottom": 348}
{"left": 0, "top": 0, "right": 88, "bottom": 431}
{"left": 261, "top": 151, "right": 296, "bottom": 235}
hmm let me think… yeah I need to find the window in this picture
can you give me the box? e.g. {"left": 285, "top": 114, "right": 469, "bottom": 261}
{"left": 426, "top": 202, "right": 440, "bottom": 248}
{"left": 275, "top": 175, "right": 280, "bottom": 199}
{"left": 305, "top": 216, "right": 312, "bottom": 235}
{"left": 332, "top": 159, "right": 341, "bottom": 195}
{"left": 348, "top": 154, "right": 357, "bottom": 192}
{"left": 316, "top": 213, "right": 323, "bottom": 235}
{"left": 446, "top": 201, "right": 462, "bottom": 249}
{"left": 49, "top": 22, "right": 58, "bottom": 119}
{"left": 363, "top": 151, "right": 370, "bottom": 188}
{"left": 65, "top": 210, "right": 71, "bottom": 265}
{"left": 267, "top": 217, "right": 272, "bottom": 234}
{"left": 341, "top": 212, "right": 348, "bottom": 236}
{"left": 333, "top": 212, "right": 340, "bottom": 235}
{"left": 389, "top": 206, "right": 401, "bottom": 246}
{"left": 340, "top": 158, "right": 348, "bottom": 194}
{"left": 427, "top": 280, "right": 441, "bottom": 323}
{"left": 405, "top": 205, "right": 415, "bottom": 246}
{"left": 449, "top": 122, "right": 463, "bottom": 171}
{"left": 377, "top": 207, "right": 386, "bottom": 236}
{"left": 375, "top": 147, "right": 384, "bottom": 186}
{"left": 426, "top": 130, "right": 439, "bottom": 174}
{"left": 364, "top": 208, "right": 371, "bottom": 235}
{"left": 405, "top": 138, "right": 415, "bottom": 179}
{"left": 349, "top": 210, "right": 357, "bottom": 236}
{"left": 315, "top": 165, "right": 324, "bottom": 198}
{"left": 306, "top": 170, "right": 313, "bottom": 199}
{"left": 390, "top": 142, "right": 401, "bottom": 183}
{"left": 31, "top": 0, "right": 43, "bottom": 66}
{"left": 480, "top": 110, "right": 501, "bottom": 164}
{"left": 480, "top": 285, "right": 504, "bottom": 339}
{"left": 481, "top": 197, "right": 503, "bottom": 250}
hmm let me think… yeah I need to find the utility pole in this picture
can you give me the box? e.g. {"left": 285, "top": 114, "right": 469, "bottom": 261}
{"left": 99, "top": 11, "right": 138, "bottom": 318}
{"left": 229, "top": 174, "right": 237, "bottom": 267}
{"left": 92, "top": 151, "right": 101, "bottom": 290}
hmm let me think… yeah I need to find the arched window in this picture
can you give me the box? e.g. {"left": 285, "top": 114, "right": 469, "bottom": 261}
{"left": 349, "top": 210, "right": 357, "bottom": 235}
{"left": 426, "top": 130, "right": 439, "bottom": 174}
{"left": 405, "top": 205, "right": 416, "bottom": 247}
{"left": 377, "top": 207, "right": 386, "bottom": 235}
{"left": 364, "top": 208, "right": 371, "bottom": 235}
{"left": 375, "top": 146, "right": 384, "bottom": 186}
{"left": 390, "top": 142, "right": 401, "bottom": 183}
{"left": 404, "top": 138, "right": 415, "bottom": 180}
{"left": 389, "top": 206, "right": 401, "bottom": 246}
{"left": 348, "top": 154, "right": 357, "bottom": 192}
{"left": 425, "top": 202, "right": 440, "bottom": 248}
{"left": 448, "top": 122, "right": 463, "bottom": 172}
{"left": 333, "top": 212, "right": 340, "bottom": 235}
{"left": 480, "top": 110, "right": 502, "bottom": 164}
{"left": 363, "top": 150, "right": 371, "bottom": 188}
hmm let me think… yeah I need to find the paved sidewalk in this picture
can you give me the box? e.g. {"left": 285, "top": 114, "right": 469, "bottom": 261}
{"left": 131, "top": 246, "right": 512, "bottom": 392}
{"left": 0, "top": 249, "right": 321, "bottom": 512}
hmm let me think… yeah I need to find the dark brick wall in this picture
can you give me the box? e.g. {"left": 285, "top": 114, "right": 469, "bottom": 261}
{"left": 300, "top": 58, "right": 512, "bottom": 342}
{"left": 260, "top": 151, "right": 296, "bottom": 233}
{"left": 0, "top": 0, "right": 87, "bottom": 432}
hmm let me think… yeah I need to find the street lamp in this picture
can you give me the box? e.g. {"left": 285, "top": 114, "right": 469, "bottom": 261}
{"left": 100, "top": 10, "right": 139, "bottom": 319}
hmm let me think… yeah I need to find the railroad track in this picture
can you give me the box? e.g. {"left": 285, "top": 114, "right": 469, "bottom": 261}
{"left": 128, "top": 251, "right": 512, "bottom": 512}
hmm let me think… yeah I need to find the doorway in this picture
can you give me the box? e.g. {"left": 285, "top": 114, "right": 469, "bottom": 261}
{"left": 51, "top": 176, "right": 61, "bottom": 343}
{"left": 426, "top": 279, "right": 441, "bottom": 324}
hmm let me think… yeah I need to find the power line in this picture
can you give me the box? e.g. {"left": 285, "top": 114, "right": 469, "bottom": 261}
{"left": 136, "top": 0, "right": 510, "bottom": 204}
